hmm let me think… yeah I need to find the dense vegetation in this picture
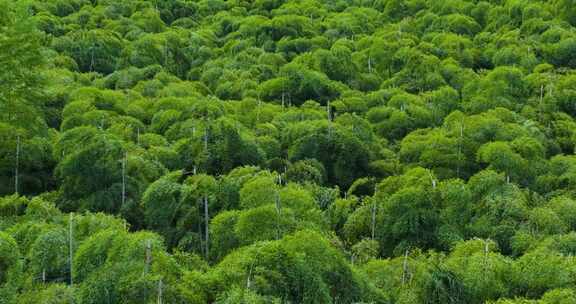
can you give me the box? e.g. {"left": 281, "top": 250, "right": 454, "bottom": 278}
{"left": 2, "top": 0, "right": 576, "bottom": 303}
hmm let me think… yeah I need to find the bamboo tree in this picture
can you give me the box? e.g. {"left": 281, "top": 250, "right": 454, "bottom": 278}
{"left": 327, "top": 100, "right": 332, "bottom": 138}
{"left": 483, "top": 239, "right": 490, "bottom": 281}
{"left": 484, "top": 239, "right": 489, "bottom": 265}
{"left": 14, "top": 134, "right": 20, "bottom": 194}
{"left": 456, "top": 121, "right": 464, "bottom": 178}
{"left": 428, "top": 171, "right": 437, "bottom": 189}
{"left": 163, "top": 38, "right": 168, "bottom": 67}
{"left": 281, "top": 74, "right": 286, "bottom": 109}
{"left": 539, "top": 84, "right": 544, "bottom": 114}
{"left": 401, "top": 249, "right": 409, "bottom": 285}
{"left": 246, "top": 245, "right": 263, "bottom": 290}
{"left": 157, "top": 279, "right": 163, "bottom": 304}
{"left": 367, "top": 56, "right": 372, "bottom": 73}
{"left": 145, "top": 239, "right": 152, "bottom": 273}
{"left": 275, "top": 177, "right": 282, "bottom": 240}
{"left": 277, "top": 174, "right": 285, "bottom": 239}
{"left": 204, "top": 196, "right": 209, "bottom": 259}
{"left": 69, "top": 213, "right": 74, "bottom": 286}
{"left": 202, "top": 125, "right": 210, "bottom": 172}
{"left": 122, "top": 151, "right": 127, "bottom": 206}
{"left": 204, "top": 127, "right": 209, "bottom": 151}
{"left": 371, "top": 201, "right": 376, "bottom": 240}
{"left": 256, "top": 98, "right": 262, "bottom": 123}
{"left": 89, "top": 44, "right": 95, "bottom": 72}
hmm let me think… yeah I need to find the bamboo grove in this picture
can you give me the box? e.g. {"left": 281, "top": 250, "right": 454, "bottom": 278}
{"left": 2, "top": 0, "right": 576, "bottom": 303}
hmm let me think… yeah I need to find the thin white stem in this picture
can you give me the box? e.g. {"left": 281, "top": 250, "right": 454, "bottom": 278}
{"left": 15, "top": 135, "right": 20, "bottom": 194}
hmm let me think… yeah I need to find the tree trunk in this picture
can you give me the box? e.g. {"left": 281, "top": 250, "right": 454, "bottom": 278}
{"left": 145, "top": 239, "right": 152, "bottom": 273}
{"left": 204, "top": 196, "right": 209, "bottom": 259}
{"left": 401, "top": 250, "right": 409, "bottom": 285}
{"left": 122, "top": 152, "right": 127, "bottom": 206}
{"left": 327, "top": 100, "right": 332, "bottom": 138}
{"left": 371, "top": 202, "right": 376, "bottom": 240}
{"left": 457, "top": 122, "right": 464, "bottom": 178}
{"left": 14, "top": 135, "right": 20, "bottom": 194}
{"left": 275, "top": 189, "right": 282, "bottom": 240}
{"left": 69, "top": 213, "right": 74, "bottom": 286}
{"left": 368, "top": 56, "right": 372, "bottom": 73}
{"left": 157, "top": 279, "right": 163, "bottom": 304}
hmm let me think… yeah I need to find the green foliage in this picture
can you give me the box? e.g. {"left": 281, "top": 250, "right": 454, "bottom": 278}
{"left": 53, "top": 29, "right": 124, "bottom": 74}
{"left": 0, "top": 1, "right": 47, "bottom": 134}
{"left": 3, "top": 0, "right": 576, "bottom": 302}
{"left": 0, "top": 232, "right": 21, "bottom": 286}
{"left": 289, "top": 126, "right": 371, "bottom": 188}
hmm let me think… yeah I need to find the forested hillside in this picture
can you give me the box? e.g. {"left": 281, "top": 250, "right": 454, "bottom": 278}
{"left": 1, "top": 0, "right": 576, "bottom": 303}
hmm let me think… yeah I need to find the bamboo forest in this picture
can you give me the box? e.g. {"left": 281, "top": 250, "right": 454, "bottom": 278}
{"left": 2, "top": 0, "right": 576, "bottom": 303}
